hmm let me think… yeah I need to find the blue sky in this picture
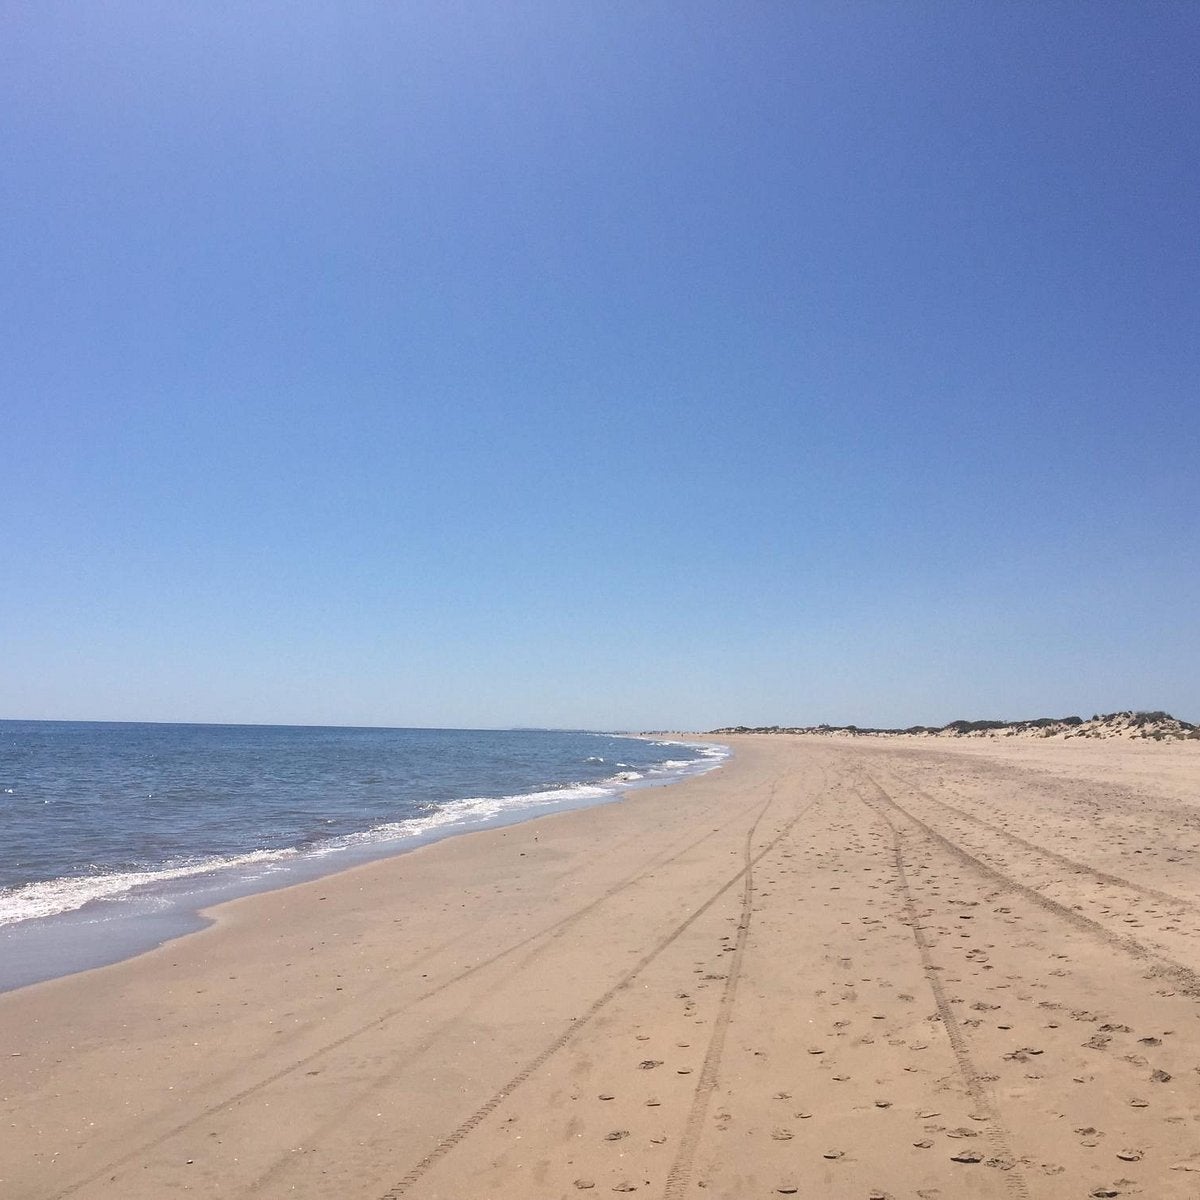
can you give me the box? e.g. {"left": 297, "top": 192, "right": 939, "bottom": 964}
{"left": 3, "top": 3, "right": 1197, "bottom": 729}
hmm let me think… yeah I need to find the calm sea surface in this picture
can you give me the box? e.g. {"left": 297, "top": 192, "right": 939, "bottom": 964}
{"left": 0, "top": 722, "right": 726, "bottom": 990}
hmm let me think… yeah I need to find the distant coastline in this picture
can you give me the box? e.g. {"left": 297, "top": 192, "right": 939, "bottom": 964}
{"left": 709, "top": 709, "right": 1199, "bottom": 741}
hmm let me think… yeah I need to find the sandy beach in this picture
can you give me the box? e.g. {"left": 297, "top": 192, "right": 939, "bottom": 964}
{"left": 4, "top": 734, "right": 1200, "bottom": 1199}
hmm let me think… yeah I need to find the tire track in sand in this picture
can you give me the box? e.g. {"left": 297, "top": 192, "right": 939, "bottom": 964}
{"left": 378, "top": 781, "right": 826, "bottom": 1200}
{"left": 876, "top": 765, "right": 1200, "bottom": 915}
{"left": 47, "top": 773, "right": 760, "bottom": 1200}
{"left": 856, "top": 786, "right": 1031, "bottom": 1199}
{"left": 862, "top": 772, "right": 1200, "bottom": 998}
{"left": 660, "top": 788, "right": 768, "bottom": 1200}
{"left": 241, "top": 780, "right": 785, "bottom": 1197}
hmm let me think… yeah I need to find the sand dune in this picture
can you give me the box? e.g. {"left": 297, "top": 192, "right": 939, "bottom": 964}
{"left": 713, "top": 708, "right": 1199, "bottom": 741}
{"left": 3, "top": 734, "right": 1200, "bottom": 1198}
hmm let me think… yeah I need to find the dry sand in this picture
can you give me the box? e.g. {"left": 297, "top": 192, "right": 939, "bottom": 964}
{"left": 3, "top": 734, "right": 1200, "bottom": 1199}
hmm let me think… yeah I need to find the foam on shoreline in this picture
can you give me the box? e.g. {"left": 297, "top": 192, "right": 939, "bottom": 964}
{"left": 0, "top": 739, "right": 729, "bottom": 992}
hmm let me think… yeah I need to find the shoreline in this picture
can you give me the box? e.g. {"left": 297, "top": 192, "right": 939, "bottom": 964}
{"left": 0, "top": 735, "right": 728, "bottom": 995}
{"left": 3, "top": 734, "right": 1200, "bottom": 1199}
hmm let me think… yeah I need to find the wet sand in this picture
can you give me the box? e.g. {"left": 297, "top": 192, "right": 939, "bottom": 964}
{"left": 3, "top": 733, "right": 1200, "bottom": 1198}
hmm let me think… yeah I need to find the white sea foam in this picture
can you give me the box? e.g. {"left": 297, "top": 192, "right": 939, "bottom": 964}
{"left": 0, "top": 847, "right": 299, "bottom": 929}
{"left": 643, "top": 741, "right": 731, "bottom": 769}
{"left": 0, "top": 782, "right": 617, "bottom": 928}
{"left": 0, "top": 745, "right": 730, "bottom": 930}
{"left": 327, "top": 780, "right": 620, "bottom": 851}
{"left": 647, "top": 739, "right": 729, "bottom": 759}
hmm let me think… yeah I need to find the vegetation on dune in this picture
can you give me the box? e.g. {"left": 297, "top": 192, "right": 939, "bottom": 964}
{"left": 710, "top": 711, "right": 1198, "bottom": 740}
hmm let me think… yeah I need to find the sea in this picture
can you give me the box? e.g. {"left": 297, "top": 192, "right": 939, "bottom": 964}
{"left": 0, "top": 721, "right": 727, "bottom": 992}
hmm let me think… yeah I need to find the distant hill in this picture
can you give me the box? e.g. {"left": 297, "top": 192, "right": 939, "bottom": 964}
{"left": 709, "top": 711, "right": 1199, "bottom": 741}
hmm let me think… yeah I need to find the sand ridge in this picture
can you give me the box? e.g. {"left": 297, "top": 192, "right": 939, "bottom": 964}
{"left": 2, "top": 735, "right": 1200, "bottom": 1198}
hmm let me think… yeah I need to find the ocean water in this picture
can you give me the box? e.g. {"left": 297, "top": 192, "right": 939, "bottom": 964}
{"left": 0, "top": 722, "right": 727, "bottom": 991}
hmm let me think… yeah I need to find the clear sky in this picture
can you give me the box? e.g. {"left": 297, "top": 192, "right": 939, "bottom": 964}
{"left": 3, "top": 3, "right": 1197, "bottom": 730}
